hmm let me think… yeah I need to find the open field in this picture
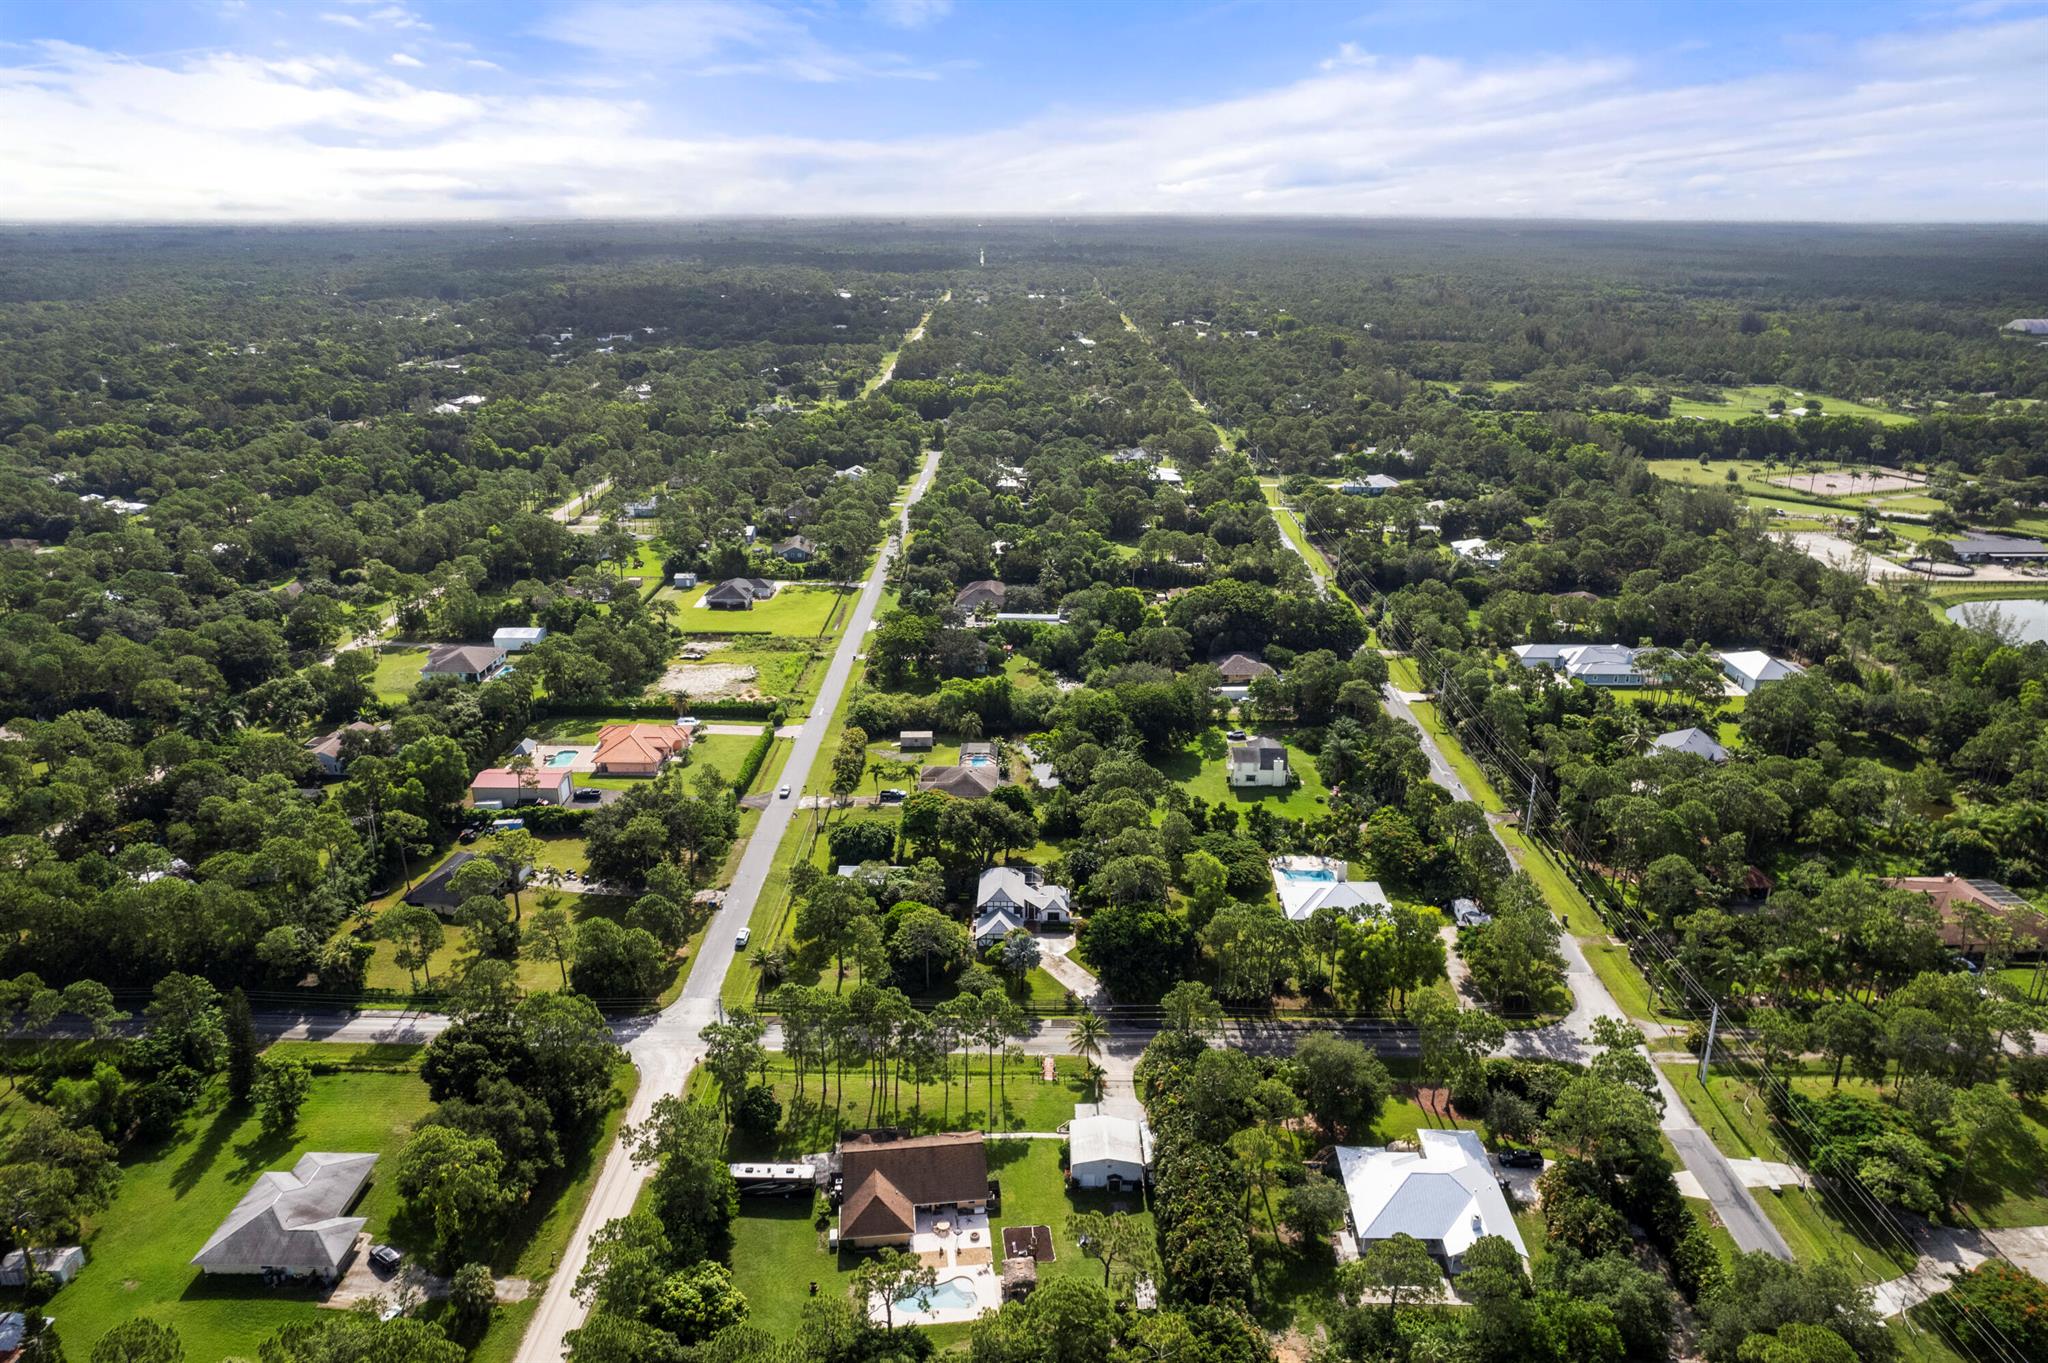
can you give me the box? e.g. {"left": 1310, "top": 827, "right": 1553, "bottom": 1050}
{"left": 370, "top": 645, "right": 428, "bottom": 701}
{"left": 666, "top": 583, "right": 852, "bottom": 637}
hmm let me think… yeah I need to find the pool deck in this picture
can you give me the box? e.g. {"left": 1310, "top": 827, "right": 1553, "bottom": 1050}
{"left": 871, "top": 1266, "right": 1002, "bottom": 1328}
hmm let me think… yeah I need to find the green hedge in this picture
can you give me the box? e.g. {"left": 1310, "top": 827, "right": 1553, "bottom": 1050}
{"left": 536, "top": 698, "right": 778, "bottom": 720}
{"left": 732, "top": 728, "right": 777, "bottom": 794}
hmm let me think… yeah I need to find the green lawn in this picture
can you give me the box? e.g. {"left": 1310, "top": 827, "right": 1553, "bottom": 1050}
{"left": 370, "top": 645, "right": 428, "bottom": 701}
{"left": 1662, "top": 385, "right": 1911, "bottom": 425}
{"left": 1160, "top": 728, "right": 1333, "bottom": 821}
{"left": 41, "top": 1072, "right": 433, "bottom": 1361}
{"left": 694, "top": 1054, "right": 1093, "bottom": 1160}
{"left": 669, "top": 583, "right": 852, "bottom": 638}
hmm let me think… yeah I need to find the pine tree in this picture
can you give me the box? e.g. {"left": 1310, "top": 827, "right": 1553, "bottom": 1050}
{"left": 225, "top": 987, "right": 256, "bottom": 1104}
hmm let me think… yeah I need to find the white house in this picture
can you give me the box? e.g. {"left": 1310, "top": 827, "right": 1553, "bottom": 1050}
{"left": 1511, "top": 643, "right": 1644, "bottom": 687}
{"left": 1228, "top": 735, "right": 1290, "bottom": 788}
{"left": 1151, "top": 466, "right": 1183, "bottom": 485}
{"left": 1652, "top": 727, "right": 1730, "bottom": 762}
{"left": 1271, "top": 858, "right": 1393, "bottom": 922}
{"left": 1336, "top": 1130, "right": 1526, "bottom": 1274}
{"left": 1067, "top": 1104, "right": 1152, "bottom": 1191}
{"left": 972, "top": 866, "right": 1071, "bottom": 946}
{"left": 1717, "top": 650, "right": 1803, "bottom": 694}
{"left": 493, "top": 626, "right": 547, "bottom": 652}
{"left": 1450, "top": 538, "right": 1505, "bottom": 568}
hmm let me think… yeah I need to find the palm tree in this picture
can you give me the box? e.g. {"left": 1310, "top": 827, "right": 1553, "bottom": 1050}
{"left": 1069, "top": 1009, "right": 1109, "bottom": 1099}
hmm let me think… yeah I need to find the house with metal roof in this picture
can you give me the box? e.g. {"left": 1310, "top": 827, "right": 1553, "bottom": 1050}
{"left": 1717, "top": 650, "right": 1803, "bottom": 694}
{"left": 1336, "top": 1130, "right": 1525, "bottom": 1274}
{"left": 191, "top": 1153, "right": 377, "bottom": 1280}
{"left": 1067, "top": 1106, "right": 1152, "bottom": 1191}
{"left": 1511, "top": 643, "right": 1645, "bottom": 686}
{"left": 493, "top": 626, "right": 548, "bottom": 652}
{"left": 1338, "top": 474, "right": 1403, "bottom": 496}
{"left": 1950, "top": 532, "right": 2048, "bottom": 563}
{"left": 1652, "top": 727, "right": 1731, "bottom": 763}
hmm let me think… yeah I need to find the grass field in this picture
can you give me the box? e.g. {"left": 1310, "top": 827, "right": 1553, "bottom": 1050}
{"left": 1663, "top": 385, "right": 1911, "bottom": 425}
{"left": 41, "top": 1071, "right": 433, "bottom": 1361}
{"left": 669, "top": 583, "right": 852, "bottom": 638}
{"left": 370, "top": 645, "right": 428, "bottom": 701}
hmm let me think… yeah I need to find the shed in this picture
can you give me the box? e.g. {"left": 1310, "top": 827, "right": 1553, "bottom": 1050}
{"left": 0, "top": 1247, "right": 83, "bottom": 1287}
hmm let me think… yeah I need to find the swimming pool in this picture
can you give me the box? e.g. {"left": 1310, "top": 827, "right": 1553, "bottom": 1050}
{"left": 896, "top": 1276, "right": 979, "bottom": 1314}
{"left": 1276, "top": 866, "right": 1336, "bottom": 884}
{"left": 960, "top": 754, "right": 994, "bottom": 768}
{"left": 545, "top": 749, "right": 581, "bottom": 768}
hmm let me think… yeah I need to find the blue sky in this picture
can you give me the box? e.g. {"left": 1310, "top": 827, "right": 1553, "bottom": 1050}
{"left": 0, "top": 0, "right": 2042, "bottom": 220}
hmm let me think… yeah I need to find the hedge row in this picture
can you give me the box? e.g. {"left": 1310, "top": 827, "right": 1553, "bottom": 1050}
{"left": 535, "top": 698, "right": 779, "bottom": 720}
{"left": 732, "top": 728, "right": 777, "bottom": 795}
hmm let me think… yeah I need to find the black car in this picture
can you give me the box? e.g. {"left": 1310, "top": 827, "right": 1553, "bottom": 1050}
{"left": 369, "top": 1244, "right": 403, "bottom": 1273}
{"left": 1496, "top": 1147, "right": 1543, "bottom": 1169}
{"left": 573, "top": 787, "right": 602, "bottom": 802}
{"left": 878, "top": 788, "right": 906, "bottom": 804}
{"left": 458, "top": 827, "right": 480, "bottom": 844}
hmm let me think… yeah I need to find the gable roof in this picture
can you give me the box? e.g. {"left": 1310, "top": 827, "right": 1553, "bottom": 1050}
{"left": 1229, "top": 735, "right": 1288, "bottom": 769}
{"left": 1652, "top": 727, "right": 1730, "bottom": 762}
{"left": 1718, "top": 649, "right": 1802, "bottom": 685}
{"left": 1336, "top": 1130, "right": 1524, "bottom": 1263}
{"left": 191, "top": 1152, "right": 377, "bottom": 1273}
{"left": 594, "top": 723, "right": 687, "bottom": 769}
{"left": 424, "top": 644, "right": 506, "bottom": 676}
{"left": 839, "top": 1132, "right": 989, "bottom": 1240}
{"left": 1069, "top": 1114, "right": 1150, "bottom": 1170}
{"left": 705, "top": 577, "right": 776, "bottom": 604}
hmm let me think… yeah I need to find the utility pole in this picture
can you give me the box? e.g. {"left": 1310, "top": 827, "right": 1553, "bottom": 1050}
{"left": 1523, "top": 773, "right": 1540, "bottom": 832}
{"left": 1699, "top": 1002, "right": 1720, "bottom": 1085}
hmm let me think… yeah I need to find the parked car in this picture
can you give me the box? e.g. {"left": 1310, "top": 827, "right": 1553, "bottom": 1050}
{"left": 878, "top": 788, "right": 906, "bottom": 803}
{"left": 573, "top": 787, "right": 602, "bottom": 802}
{"left": 1227, "top": 729, "right": 1247, "bottom": 740}
{"left": 458, "top": 827, "right": 480, "bottom": 844}
{"left": 736, "top": 927, "right": 752, "bottom": 949}
{"left": 369, "top": 1244, "right": 403, "bottom": 1273}
{"left": 678, "top": 715, "right": 700, "bottom": 728}
{"left": 1497, "top": 1147, "right": 1543, "bottom": 1169}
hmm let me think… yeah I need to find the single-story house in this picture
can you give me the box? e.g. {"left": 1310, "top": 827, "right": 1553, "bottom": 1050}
{"left": 1511, "top": 643, "right": 1644, "bottom": 687}
{"left": 705, "top": 578, "right": 778, "bottom": 609}
{"left": 1338, "top": 473, "right": 1402, "bottom": 496}
{"left": 0, "top": 1247, "right": 83, "bottom": 1287}
{"left": 836, "top": 1131, "right": 991, "bottom": 1249}
{"left": 1336, "top": 1129, "right": 1526, "bottom": 1274}
{"left": 990, "top": 611, "right": 1064, "bottom": 626}
{"left": 1151, "top": 466, "right": 1183, "bottom": 484}
{"left": 1951, "top": 533, "right": 2048, "bottom": 563}
{"left": 837, "top": 464, "right": 869, "bottom": 480}
{"left": 1884, "top": 875, "right": 2048, "bottom": 960}
{"left": 423, "top": 644, "right": 508, "bottom": 683}
{"left": 191, "top": 1152, "right": 378, "bottom": 1281}
{"left": 899, "top": 730, "right": 935, "bottom": 752}
{"left": 493, "top": 626, "right": 547, "bottom": 652}
{"left": 1652, "top": 727, "right": 1730, "bottom": 762}
{"left": 1214, "top": 652, "right": 1277, "bottom": 686}
{"left": 404, "top": 851, "right": 529, "bottom": 913}
{"left": 672, "top": 571, "right": 699, "bottom": 589}
{"left": 955, "top": 580, "right": 1007, "bottom": 613}
{"left": 1067, "top": 1106, "right": 1152, "bottom": 1191}
{"left": 1450, "top": 538, "right": 1505, "bottom": 568}
{"left": 918, "top": 765, "right": 1000, "bottom": 800}
{"left": 470, "top": 767, "right": 573, "bottom": 806}
{"left": 1451, "top": 898, "right": 1492, "bottom": 928}
{"left": 1271, "top": 859, "right": 1391, "bottom": 922}
{"left": 623, "top": 497, "right": 661, "bottom": 517}
{"left": 776, "top": 535, "right": 816, "bottom": 563}
{"left": 306, "top": 720, "right": 385, "bottom": 777}
{"left": 1227, "top": 735, "right": 1290, "bottom": 788}
{"left": 973, "top": 866, "right": 1071, "bottom": 945}
{"left": 593, "top": 722, "right": 688, "bottom": 777}
{"left": 1718, "top": 650, "right": 1803, "bottom": 694}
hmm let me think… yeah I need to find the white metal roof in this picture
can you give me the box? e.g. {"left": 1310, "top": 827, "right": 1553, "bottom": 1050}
{"left": 1336, "top": 1130, "right": 1524, "bottom": 1264}
{"left": 1069, "top": 1114, "right": 1151, "bottom": 1170}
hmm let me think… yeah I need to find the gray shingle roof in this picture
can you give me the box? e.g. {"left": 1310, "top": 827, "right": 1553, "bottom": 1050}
{"left": 191, "top": 1152, "right": 376, "bottom": 1274}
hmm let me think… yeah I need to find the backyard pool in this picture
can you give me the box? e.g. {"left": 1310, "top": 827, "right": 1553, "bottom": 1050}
{"left": 545, "top": 749, "right": 582, "bottom": 768}
{"left": 1276, "top": 866, "right": 1336, "bottom": 885}
{"left": 896, "top": 1277, "right": 979, "bottom": 1314}
{"left": 960, "top": 753, "right": 995, "bottom": 768}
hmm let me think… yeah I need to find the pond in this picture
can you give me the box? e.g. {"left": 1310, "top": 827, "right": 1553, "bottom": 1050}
{"left": 1945, "top": 597, "right": 2048, "bottom": 644}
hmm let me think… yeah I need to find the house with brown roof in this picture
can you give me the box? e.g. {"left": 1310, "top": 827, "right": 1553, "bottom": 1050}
{"left": 1214, "top": 652, "right": 1276, "bottom": 686}
{"left": 1884, "top": 875, "right": 2048, "bottom": 960}
{"left": 593, "top": 723, "right": 689, "bottom": 777}
{"left": 306, "top": 721, "right": 386, "bottom": 778}
{"left": 954, "top": 580, "right": 1007, "bottom": 613}
{"left": 835, "top": 1131, "right": 990, "bottom": 1249}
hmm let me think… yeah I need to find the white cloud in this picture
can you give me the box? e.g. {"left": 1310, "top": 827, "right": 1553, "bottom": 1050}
{"left": 0, "top": 18, "right": 2042, "bottom": 221}
{"left": 535, "top": 0, "right": 937, "bottom": 82}
{"left": 317, "top": 12, "right": 366, "bottom": 29}
{"left": 390, "top": 52, "right": 424, "bottom": 68}
{"left": 867, "top": 0, "right": 952, "bottom": 28}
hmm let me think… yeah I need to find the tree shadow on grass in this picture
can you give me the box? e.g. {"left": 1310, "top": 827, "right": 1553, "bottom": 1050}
{"left": 168, "top": 1098, "right": 244, "bottom": 1199}
{"left": 229, "top": 1122, "right": 300, "bottom": 1183}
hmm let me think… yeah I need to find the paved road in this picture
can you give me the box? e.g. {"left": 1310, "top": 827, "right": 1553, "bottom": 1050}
{"left": 549, "top": 477, "right": 613, "bottom": 524}
{"left": 511, "top": 448, "right": 941, "bottom": 1363}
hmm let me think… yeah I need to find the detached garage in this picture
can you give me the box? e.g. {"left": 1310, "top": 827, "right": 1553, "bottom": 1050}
{"left": 1066, "top": 1106, "right": 1151, "bottom": 1192}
